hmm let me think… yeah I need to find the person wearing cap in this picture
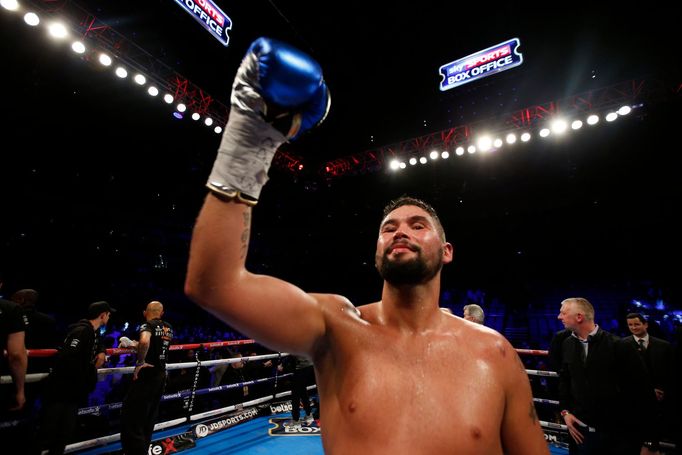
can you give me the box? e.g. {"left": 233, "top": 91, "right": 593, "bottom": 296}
{"left": 119, "top": 300, "right": 173, "bottom": 455}
{"left": 36, "top": 300, "right": 114, "bottom": 455}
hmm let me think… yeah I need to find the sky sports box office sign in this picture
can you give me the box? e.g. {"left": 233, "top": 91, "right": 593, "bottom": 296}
{"left": 439, "top": 38, "right": 523, "bottom": 91}
{"left": 175, "top": 0, "right": 232, "bottom": 46}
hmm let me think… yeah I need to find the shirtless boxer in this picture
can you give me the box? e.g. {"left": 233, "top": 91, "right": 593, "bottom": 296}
{"left": 185, "top": 37, "right": 548, "bottom": 455}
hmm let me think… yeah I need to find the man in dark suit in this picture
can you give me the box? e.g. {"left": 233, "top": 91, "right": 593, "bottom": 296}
{"left": 625, "top": 313, "right": 675, "bottom": 443}
{"left": 556, "top": 298, "right": 657, "bottom": 455}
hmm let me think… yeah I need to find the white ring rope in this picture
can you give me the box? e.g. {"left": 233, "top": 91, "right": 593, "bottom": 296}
{"left": 64, "top": 385, "right": 317, "bottom": 453}
{"left": 1, "top": 353, "right": 290, "bottom": 384}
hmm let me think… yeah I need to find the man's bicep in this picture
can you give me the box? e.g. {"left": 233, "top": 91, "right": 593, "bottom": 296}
{"left": 501, "top": 353, "right": 549, "bottom": 454}
{"left": 199, "top": 272, "right": 327, "bottom": 356}
{"left": 138, "top": 330, "right": 152, "bottom": 344}
{"left": 6, "top": 331, "right": 26, "bottom": 355}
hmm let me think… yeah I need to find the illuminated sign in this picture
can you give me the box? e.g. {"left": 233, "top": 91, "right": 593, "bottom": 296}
{"left": 439, "top": 38, "right": 523, "bottom": 91}
{"left": 175, "top": 0, "right": 232, "bottom": 47}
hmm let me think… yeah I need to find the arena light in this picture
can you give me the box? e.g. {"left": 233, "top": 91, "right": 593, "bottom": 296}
{"left": 176, "top": 103, "right": 187, "bottom": 113}
{"left": 551, "top": 119, "right": 568, "bottom": 134}
{"left": 24, "top": 12, "right": 39, "bottom": 26}
{"left": 441, "top": 151, "right": 449, "bottom": 159}
{"left": 204, "top": 117, "right": 213, "bottom": 126}
{"left": 571, "top": 120, "right": 583, "bottom": 130}
{"left": 389, "top": 160, "right": 400, "bottom": 170}
{"left": 419, "top": 157, "right": 427, "bottom": 164}
{"left": 147, "top": 86, "right": 159, "bottom": 96}
{"left": 429, "top": 150, "right": 439, "bottom": 160}
{"left": 98, "top": 53, "right": 112, "bottom": 66}
{"left": 115, "top": 67, "right": 128, "bottom": 78}
{"left": 605, "top": 112, "right": 618, "bottom": 122}
{"left": 520, "top": 132, "right": 531, "bottom": 142}
{"left": 71, "top": 41, "right": 85, "bottom": 54}
{"left": 467, "top": 145, "right": 476, "bottom": 154}
{"left": 399, "top": 162, "right": 406, "bottom": 169}
{"left": 47, "top": 22, "right": 68, "bottom": 39}
{"left": 1, "top": 0, "right": 19, "bottom": 11}
{"left": 133, "top": 74, "right": 146, "bottom": 85}
{"left": 493, "top": 138, "right": 503, "bottom": 148}
{"left": 618, "top": 105, "right": 632, "bottom": 116}
{"left": 477, "top": 136, "right": 492, "bottom": 152}
{"left": 506, "top": 133, "right": 517, "bottom": 144}
{"left": 409, "top": 157, "right": 417, "bottom": 165}
{"left": 586, "top": 114, "right": 599, "bottom": 125}
{"left": 214, "top": 126, "right": 222, "bottom": 134}
{"left": 191, "top": 112, "right": 200, "bottom": 121}
{"left": 163, "top": 94, "right": 174, "bottom": 104}
{"left": 539, "top": 128, "right": 550, "bottom": 138}
{"left": 455, "top": 146, "right": 465, "bottom": 156}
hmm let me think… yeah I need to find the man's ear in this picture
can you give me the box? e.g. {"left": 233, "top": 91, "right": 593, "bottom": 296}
{"left": 442, "top": 242, "right": 454, "bottom": 264}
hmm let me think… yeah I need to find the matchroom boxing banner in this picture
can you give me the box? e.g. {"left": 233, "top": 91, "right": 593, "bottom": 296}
{"left": 439, "top": 38, "right": 523, "bottom": 91}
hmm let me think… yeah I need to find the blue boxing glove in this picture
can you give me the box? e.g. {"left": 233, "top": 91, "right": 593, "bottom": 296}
{"left": 208, "top": 37, "right": 331, "bottom": 203}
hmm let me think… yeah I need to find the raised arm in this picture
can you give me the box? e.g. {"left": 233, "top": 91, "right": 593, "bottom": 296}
{"left": 185, "top": 38, "right": 331, "bottom": 356}
{"left": 501, "top": 340, "right": 549, "bottom": 454}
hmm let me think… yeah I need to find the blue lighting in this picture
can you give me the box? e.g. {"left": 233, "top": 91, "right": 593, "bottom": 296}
{"left": 173, "top": 112, "right": 183, "bottom": 119}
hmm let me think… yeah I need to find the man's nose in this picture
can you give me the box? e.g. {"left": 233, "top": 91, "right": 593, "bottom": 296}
{"left": 393, "top": 227, "right": 409, "bottom": 239}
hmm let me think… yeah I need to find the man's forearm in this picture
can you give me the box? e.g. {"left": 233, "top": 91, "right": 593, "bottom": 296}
{"left": 186, "top": 195, "right": 252, "bottom": 303}
{"left": 9, "top": 351, "right": 27, "bottom": 395}
{"left": 136, "top": 343, "right": 150, "bottom": 365}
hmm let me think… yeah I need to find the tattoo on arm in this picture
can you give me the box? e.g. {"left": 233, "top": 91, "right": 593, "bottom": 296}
{"left": 529, "top": 401, "right": 539, "bottom": 424}
{"left": 137, "top": 343, "right": 150, "bottom": 365}
{"left": 240, "top": 210, "right": 251, "bottom": 259}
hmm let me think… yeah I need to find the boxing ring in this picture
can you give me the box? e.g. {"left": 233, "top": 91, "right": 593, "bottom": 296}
{"left": 3, "top": 341, "right": 649, "bottom": 454}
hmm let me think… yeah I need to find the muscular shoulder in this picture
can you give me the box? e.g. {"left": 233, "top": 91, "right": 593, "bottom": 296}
{"left": 454, "top": 320, "right": 523, "bottom": 375}
{"left": 309, "top": 294, "right": 360, "bottom": 318}
{"left": 466, "top": 321, "right": 516, "bottom": 357}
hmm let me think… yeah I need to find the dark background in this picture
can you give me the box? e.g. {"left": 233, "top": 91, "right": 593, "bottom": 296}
{"left": 1, "top": 1, "right": 680, "bottom": 340}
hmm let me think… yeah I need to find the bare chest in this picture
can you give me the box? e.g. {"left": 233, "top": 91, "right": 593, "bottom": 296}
{"left": 317, "top": 328, "right": 506, "bottom": 452}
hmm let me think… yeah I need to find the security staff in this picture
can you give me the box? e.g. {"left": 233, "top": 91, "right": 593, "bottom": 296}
{"left": 119, "top": 301, "right": 173, "bottom": 455}
{"left": 38, "top": 300, "right": 113, "bottom": 455}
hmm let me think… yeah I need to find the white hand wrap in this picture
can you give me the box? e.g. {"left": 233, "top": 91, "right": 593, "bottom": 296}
{"left": 207, "top": 52, "right": 286, "bottom": 202}
{"left": 119, "top": 336, "right": 134, "bottom": 348}
{"left": 207, "top": 110, "right": 285, "bottom": 202}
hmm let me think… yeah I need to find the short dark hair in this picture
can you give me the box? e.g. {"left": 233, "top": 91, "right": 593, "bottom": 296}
{"left": 626, "top": 313, "right": 646, "bottom": 324}
{"left": 382, "top": 196, "right": 445, "bottom": 241}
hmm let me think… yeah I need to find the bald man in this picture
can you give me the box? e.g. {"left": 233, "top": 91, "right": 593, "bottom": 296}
{"left": 120, "top": 301, "right": 174, "bottom": 455}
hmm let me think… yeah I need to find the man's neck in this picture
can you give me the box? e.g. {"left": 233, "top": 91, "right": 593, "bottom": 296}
{"left": 380, "top": 278, "right": 443, "bottom": 333}
{"left": 574, "top": 322, "right": 597, "bottom": 340}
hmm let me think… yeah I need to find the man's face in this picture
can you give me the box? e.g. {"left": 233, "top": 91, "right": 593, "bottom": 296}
{"left": 463, "top": 311, "right": 476, "bottom": 322}
{"left": 627, "top": 318, "right": 648, "bottom": 337}
{"left": 375, "top": 205, "right": 452, "bottom": 286}
{"left": 557, "top": 303, "right": 580, "bottom": 331}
